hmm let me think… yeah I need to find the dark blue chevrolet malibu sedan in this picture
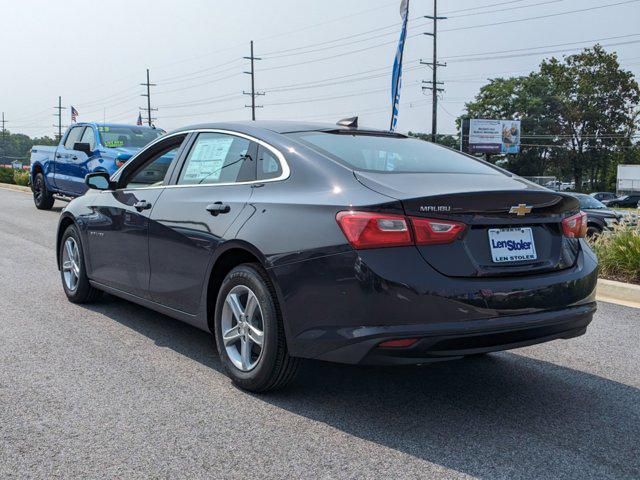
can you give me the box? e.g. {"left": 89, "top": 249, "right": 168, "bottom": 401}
{"left": 56, "top": 120, "right": 598, "bottom": 391}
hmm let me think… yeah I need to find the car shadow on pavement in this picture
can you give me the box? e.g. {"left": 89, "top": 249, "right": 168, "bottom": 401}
{"left": 86, "top": 294, "right": 640, "bottom": 480}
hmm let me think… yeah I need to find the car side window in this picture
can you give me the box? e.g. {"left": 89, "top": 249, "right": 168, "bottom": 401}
{"left": 178, "top": 132, "right": 251, "bottom": 185}
{"left": 64, "top": 127, "right": 85, "bottom": 149}
{"left": 80, "top": 127, "right": 96, "bottom": 150}
{"left": 257, "top": 145, "right": 283, "bottom": 180}
{"left": 124, "top": 146, "right": 180, "bottom": 189}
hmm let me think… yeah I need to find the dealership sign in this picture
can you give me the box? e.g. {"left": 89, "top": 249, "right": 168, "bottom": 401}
{"left": 467, "top": 119, "right": 521, "bottom": 154}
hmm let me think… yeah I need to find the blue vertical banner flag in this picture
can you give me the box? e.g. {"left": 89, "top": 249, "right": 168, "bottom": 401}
{"left": 390, "top": 0, "right": 410, "bottom": 132}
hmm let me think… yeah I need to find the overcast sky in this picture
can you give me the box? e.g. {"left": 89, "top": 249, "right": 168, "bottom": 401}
{"left": 1, "top": 0, "right": 639, "bottom": 138}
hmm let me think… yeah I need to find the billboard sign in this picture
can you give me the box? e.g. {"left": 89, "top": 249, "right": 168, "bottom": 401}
{"left": 468, "top": 119, "right": 521, "bottom": 154}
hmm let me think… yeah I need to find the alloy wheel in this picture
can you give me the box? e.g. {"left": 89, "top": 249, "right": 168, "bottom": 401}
{"left": 221, "top": 285, "right": 265, "bottom": 371}
{"left": 62, "top": 237, "right": 81, "bottom": 291}
{"left": 34, "top": 177, "right": 43, "bottom": 202}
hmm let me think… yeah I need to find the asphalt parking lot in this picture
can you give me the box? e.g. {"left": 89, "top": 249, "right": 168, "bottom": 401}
{"left": 0, "top": 187, "right": 639, "bottom": 480}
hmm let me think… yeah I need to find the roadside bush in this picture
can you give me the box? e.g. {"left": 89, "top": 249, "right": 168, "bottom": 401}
{"left": 591, "top": 224, "right": 640, "bottom": 284}
{"left": 13, "top": 170, "right": 29, "bottom": 186}
{"left": 0, "top": 167, "right": 15, "bottom": 184}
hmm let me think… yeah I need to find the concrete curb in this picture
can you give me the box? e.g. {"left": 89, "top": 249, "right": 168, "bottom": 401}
{"left": 597, "top": 279, "right": 640, "bottom": 309}
{"left": 0, "top": 183, "right": 31, "bottom": 193}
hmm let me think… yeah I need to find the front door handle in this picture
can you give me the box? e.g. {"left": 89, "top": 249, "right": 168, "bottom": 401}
{"left": 133, "top": 200, "right": 152, "bottom": 212}
{"left": 206, "top": 202, "right": 231, "bottom": 216}
{"left": 72, "top": 155, "right": 78, "bottom": 160}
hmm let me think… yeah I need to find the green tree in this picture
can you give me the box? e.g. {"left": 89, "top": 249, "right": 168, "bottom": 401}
{"left": 540, "top": 45, "right": 639, "bottom": 191}
{"left": 408, "top": 132, "right": 459, "bottom": 149}
{"left": 0, "top": 131, "right": 57, "bottom": 165}
{"left": 459, "top": 45, "right": 639, "bottom": 191}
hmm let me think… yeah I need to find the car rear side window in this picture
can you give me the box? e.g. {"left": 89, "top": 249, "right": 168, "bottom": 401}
{"left": 178, "top": 132, "right": 251, "bottom": 185}
{"left": 287, "top": 132, "right": 500, "bottom": 175}
{"left": 257, "top": 145, "right": 282, "bottom": 180}
{"left": 64, "top": 127, "right": 85, "bottom": 149}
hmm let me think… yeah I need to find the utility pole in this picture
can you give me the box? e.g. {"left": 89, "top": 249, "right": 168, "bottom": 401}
{"left": 53, "top": 96, "right": 66, "bottom": 141}
{"left": 243, "top": 40, "right": 264, "bottom": 121}
{"left": 1, "top": 112, "right": 7, "bottom": 164}
{"left": 140, "top": 69, "right": 157, "bottom": 126}
{"left": 421, "top": 0, "right": 446, "bottom": 143}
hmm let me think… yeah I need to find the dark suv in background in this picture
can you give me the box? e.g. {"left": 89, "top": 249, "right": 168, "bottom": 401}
{"left": 590, "top": 192, "right": 616, "bottom": 202}
{"left": 603, "top": 194, "right": 640, "bottom": 208}
{"left": 567, "top": 193, "right": 621, "bottom": 237}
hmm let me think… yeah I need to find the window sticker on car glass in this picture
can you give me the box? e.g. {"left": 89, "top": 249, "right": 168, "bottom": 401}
{"left": 104, "top": 140, "right": 124, "bottom": 148}
{"left": 183, "top": 137, "right": 234, "bottom": 183}
{"left": 98, "top": 126, "right": 110, "bottom": 132}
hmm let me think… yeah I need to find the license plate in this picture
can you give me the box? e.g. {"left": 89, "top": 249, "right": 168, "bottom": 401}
{"left": 488, "top": 227, "right": 537, "bottom": 263}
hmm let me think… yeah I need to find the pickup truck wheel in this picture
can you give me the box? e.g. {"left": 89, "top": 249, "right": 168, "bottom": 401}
{"left": 33, "top": 172, "right": 54, "bottom": 210}
{"left": 214, "top": 264, "right": 300, "bottom": 392}
{"left": 60, "top": 224, "right": 101, "bottom": 303}
{"left": 587, "top": 225, "right": 602, "bottom": 238}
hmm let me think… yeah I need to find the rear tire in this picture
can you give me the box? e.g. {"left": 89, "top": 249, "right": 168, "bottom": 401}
{"left": 587, "top": 225, "right": 602, "bottom": 238}
{"left": 33, "top": 172, "right": 54, "bottom": 210}
{"left": 59, "top": 224, "right": 102, "bottom": 303}
{"left": 214, "top": 263, "right": 300, "bottom": 392}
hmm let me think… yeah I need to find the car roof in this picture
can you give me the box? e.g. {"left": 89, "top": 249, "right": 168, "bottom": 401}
{"left": 74, "top": 122, "right": 159, "bottom": 130}
{"left": 169, "top": 120, "right": 399, "bottom": 136}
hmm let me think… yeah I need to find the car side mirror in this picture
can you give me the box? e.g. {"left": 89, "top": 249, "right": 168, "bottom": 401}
{"left": 74, "top": 142, "right": 93, "bottom": 156}
{"left": 85, "top": 172, "right": 112, "bottom": 190}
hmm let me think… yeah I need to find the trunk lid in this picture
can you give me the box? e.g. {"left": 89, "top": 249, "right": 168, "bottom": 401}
{"left": 355, "top": 171, "right": 581, "bottom": 277}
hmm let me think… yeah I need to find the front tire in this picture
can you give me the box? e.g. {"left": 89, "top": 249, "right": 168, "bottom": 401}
{"left": 214, "top": 264, "right": 300, "bottom": 392}
{"left": 33, "top": 172, "right": 54, "bottom": 210}
{"left": 59, "top": 225, "right": 101, "bottom": 303}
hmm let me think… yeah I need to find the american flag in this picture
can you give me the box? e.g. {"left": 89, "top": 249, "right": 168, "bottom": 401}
{"left": 70, "top": 106, "right": 79, "bottom": 123}
{"left": 137, "top": 112, "right": 143, "bottom": 126}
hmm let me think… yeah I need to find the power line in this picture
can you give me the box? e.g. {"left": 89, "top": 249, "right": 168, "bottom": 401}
{"left": 264, "top": 82, "right": 421, "bottom": 107}
{"left": 442, "top": 0, "right": 531, "bottom": 15}
{"left": 260, "top": 0, "right": 566, "bottom": 60}
{"left": 441, "top": 0, "right": 640, "bottom": 33}
{"left": 446, "top": 39, "right": 640, "bottom": 63}
{"left": 154, "top": 72, "right": 241, "bottom": 96}
{"left": 448, "top": 0, "right": 564, "bottom": 19}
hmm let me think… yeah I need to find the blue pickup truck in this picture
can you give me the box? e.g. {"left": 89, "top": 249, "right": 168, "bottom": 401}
{"left": 29, "top": 123, "right": 164, "bottom": 209}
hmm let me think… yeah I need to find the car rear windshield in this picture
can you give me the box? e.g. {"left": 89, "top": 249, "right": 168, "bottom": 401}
{"left": 98, "top": 126, "right": 164, "bottom": 149}
{"left": 286, "top": 131, "right": 501, "bottom": 175}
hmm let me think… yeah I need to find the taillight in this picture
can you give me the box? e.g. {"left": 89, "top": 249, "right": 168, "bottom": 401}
{"left": 562, "top": 211, "right": 587, "bottom": 238}
{"left": 336, "top": 211, "right": 467, "bottom": 249}
{"left": 410, "top": 217, "right": 466, "bottom": 245}
{"left": 336, "top": 211, "right": 412, "bottom": 249}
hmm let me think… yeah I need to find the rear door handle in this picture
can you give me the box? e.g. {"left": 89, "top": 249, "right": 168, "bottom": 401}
{"left": 133, "top": 200, "right": 152, "bottom": 212}
{"left": 206, "top": 202, "right": 231, "bottom": 216}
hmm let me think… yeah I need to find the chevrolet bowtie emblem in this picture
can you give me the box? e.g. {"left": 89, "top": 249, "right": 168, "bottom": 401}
{"left": 509, "top": 204, "right": 533, "bottom": 216}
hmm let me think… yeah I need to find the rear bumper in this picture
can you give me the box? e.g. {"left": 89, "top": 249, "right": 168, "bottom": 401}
{"left": 271, "top": 240, "right": 598, "bottom": 364}
{"left": 314, "top": 303, "right": 595, "bottom": 365}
